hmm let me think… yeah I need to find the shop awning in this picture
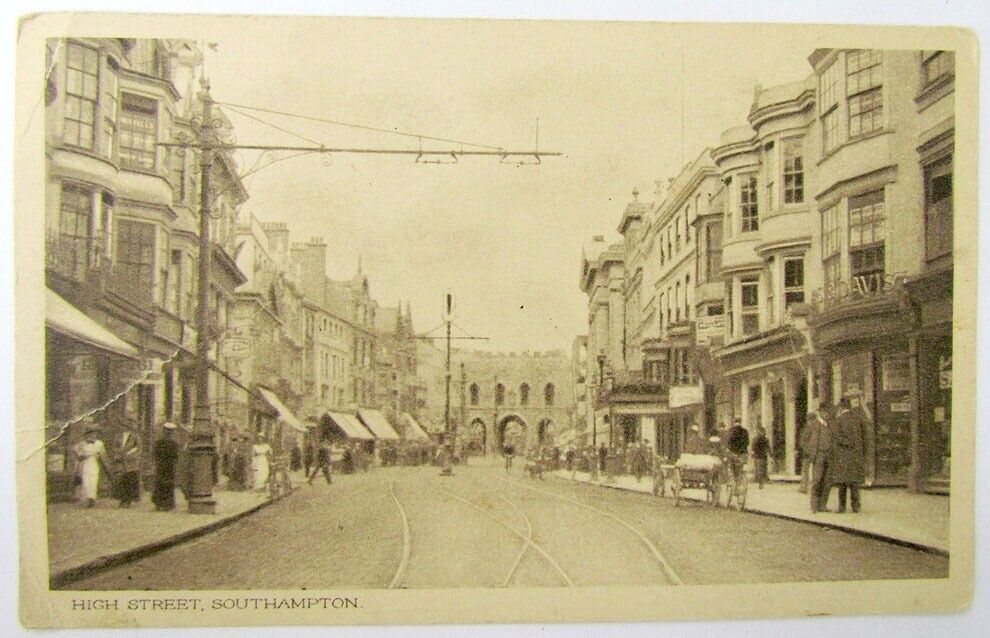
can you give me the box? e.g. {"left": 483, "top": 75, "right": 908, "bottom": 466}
{"left": 326, "top": 412, "right": 375, "bottom": 440}
{"left": 357, "top": 408, "right": 401, "bottom": 440}
{"left": 257, "top": 387, "right": 306, "bottom": 433}
{"left": 46, "top": 288, "right": 139, "bottom": 358}
{"left": 400, "top": 413, "right": 430, "bottom": 440}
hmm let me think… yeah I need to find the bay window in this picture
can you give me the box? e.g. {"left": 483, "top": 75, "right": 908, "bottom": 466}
{"left": 924, "top": 154, "right": 953, "bottom": 261}
{"left": 783, "top": 138, "right": 804, "bottom": 204}
{"left": 119, "top": 93, "right": 158, "bottom": 171}
{"left": 848, "top": 190, "right": 886, "bottom": 293}
{"left": 64, "top": 42, "right": 99, "bottom": 150}
{"left": 740, "top": 276, "right": 760, "bottom": 336}
{"left": 764, "top": 141, "right": 776, "bottom": 211}
{"left": 847, "top": 50, "right": 883, "bottom": 137}
{"left": 784, "top": 257, "right": 805, "bottom": 309}
{"left": 54, "top": 184, "right": 94, "bottom": 279}
{"left": 740, "top": 175, "right": 759, "bottom": 232}
{"left": 114, "top": 218, "right": 156, "bottom": 304}
{"left": 102, "top": 60, "right": 118, "bottom": 159}
{"left": 921, "top": 51, "right": 954, "bottom": 87}
{"left": 819, "top": 59, "right": 840, "bottom": 154}
{"left": 697, "top": 220, "right": 722, "bottom": 283}
{"left": 822, "top": 203, "right": 842, "bottom": 298}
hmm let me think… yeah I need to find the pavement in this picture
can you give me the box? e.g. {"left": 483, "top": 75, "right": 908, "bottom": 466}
{"left": 47, "top": 476, "right": 304, "bottom": 588}
{"left": 553, "top": 469, "right": 950, "bottom": 555}
{"left": 63, "top": 461, "right": 947, "bottom": 590}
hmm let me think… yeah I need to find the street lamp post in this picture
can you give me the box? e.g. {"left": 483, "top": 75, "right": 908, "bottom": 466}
{"left": 188, "top": 79, "right": 219, "bottom": 514}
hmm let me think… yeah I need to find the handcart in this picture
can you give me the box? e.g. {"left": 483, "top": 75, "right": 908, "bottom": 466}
{"left": 671, "top": 454, "right": 722, "bottom": 507}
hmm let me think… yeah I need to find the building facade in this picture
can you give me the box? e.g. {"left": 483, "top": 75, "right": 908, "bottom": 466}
{"left": 578, "top": 47, "right": 955, "bottom": 493}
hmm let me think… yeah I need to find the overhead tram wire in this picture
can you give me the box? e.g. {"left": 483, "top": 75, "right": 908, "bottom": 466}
{"left": 214, "top": 100, "right": 506, "bottom": 151}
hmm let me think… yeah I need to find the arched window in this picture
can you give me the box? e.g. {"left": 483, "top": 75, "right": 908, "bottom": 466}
{"left": 519, "top": 383, "right": 530, "bottom": 406}
{"left": 544, "top": 383, "right": 555, "bottom": 406}
{"left": 495, "top": 383, "right": 505, "bottom": 406}
{"left": 469, "top": 383, "right": 479, "bottom": 406}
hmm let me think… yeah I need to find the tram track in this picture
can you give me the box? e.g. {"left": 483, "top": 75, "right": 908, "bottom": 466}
{"left": 439, "top": 485, "right": 575, "bottom": 588}
{"left": 386, "top": 479, "right": 411, "bottom": 589}
{"left": 502, "top": 476, "right": 684, "bottom": 586}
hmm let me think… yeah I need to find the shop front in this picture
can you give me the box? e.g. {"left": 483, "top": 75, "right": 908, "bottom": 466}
{"left": 906, "top": 266, "right": 952, "bottom": 494}
{"left": 812, "top": 293, "right": 917, "bottom": 487}
{"left": 713, "top": 327, "right": 811, "bottom": 478}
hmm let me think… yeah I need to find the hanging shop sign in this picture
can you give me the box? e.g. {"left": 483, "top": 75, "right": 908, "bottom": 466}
{"left": 695, "top": 315, "right": 725, "bottom": 346}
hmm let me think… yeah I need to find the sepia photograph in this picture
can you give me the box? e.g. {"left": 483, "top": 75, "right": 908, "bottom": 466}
{"left": 11, "top": 9, "right": 978, "bottom": 629}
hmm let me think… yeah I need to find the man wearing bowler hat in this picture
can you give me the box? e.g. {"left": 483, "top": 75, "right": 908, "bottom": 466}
{"left": 832, "top": 389, "right": 867, "bottom": 513}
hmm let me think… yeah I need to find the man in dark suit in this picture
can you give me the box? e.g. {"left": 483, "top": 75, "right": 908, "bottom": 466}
{"left": 805, "top": 404, "right": 834, "bottom": 513}
{"left": 832, "top": 394, "right": 867, "bottom": 513}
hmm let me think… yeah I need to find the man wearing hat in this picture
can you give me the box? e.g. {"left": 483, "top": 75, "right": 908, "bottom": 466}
{"left": 832, "top": 391, "right": 867, "bottom": 513}
{"left": 805, "top": 404, "right": 835, "bottom": 513}
{"left": 152, "top": 422, "right": 180, "bottom": 511}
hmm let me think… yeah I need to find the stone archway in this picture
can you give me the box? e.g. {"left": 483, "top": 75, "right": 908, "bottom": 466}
{"left": 496, "top": 414, "right": 528, "bottom": 454}
{"left": 468, "top": 418, "right": 487, "bottom": 456}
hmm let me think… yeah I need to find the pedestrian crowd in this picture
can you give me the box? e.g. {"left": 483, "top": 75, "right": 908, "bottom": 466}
{"left": 66, "top": 419, "right": 285, "bottom": 512}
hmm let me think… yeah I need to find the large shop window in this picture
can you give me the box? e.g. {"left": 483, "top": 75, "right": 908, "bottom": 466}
{"left": 819, "top": 59, "right": 840, "bottom": 154}
{"left": 740, "top": 176, "right": 759, "bottom": 233}
{"left": 114, "top": 218, "right": 156, "bottom": 304}
{"left": 64, "top": 42, "right": 99, "bottom": 150}
{"left": 782, "top": 138, "right": 804, "bottom": 204}
{"left": 848, "top": 190, "right": 886, "bottom": 292}
{"left": 784, "top": 257, "right": 805, "bottom": 309}
{"left": 924, "top": 154, "right": 953, "bottom": 261}
{"left": 847, "top": 50, "right": 883, "bottom": 138}
{"left": 119, "top": 93, "right": 158, "bottom": 171}
{"left": 740, "top": 277, "right": 760, "bottom": 336}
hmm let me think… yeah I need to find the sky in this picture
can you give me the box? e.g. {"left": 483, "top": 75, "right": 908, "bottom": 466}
{"left": 199, "top": 18, "right": 814, "bottom": 353}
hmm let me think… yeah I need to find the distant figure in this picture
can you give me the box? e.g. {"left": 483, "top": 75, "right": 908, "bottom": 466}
{"left": 633, "top": 439, "right": 651, "bottom": 482}
{"left": 805, "top": 407, "right": 834, "bottom": 513}
{"left": 683, "top": 422, "right": 708, "bottom": 455}
{"left": 831, "top": 394, "right": 867, "bottom": 513}
{"left": 725, "top": 418, "right": 750, "bottom": 483}
{"left": 308, "top": 440, "right": 334, "bottom": 485}
{"left": 303, "top": 440, "right": 314, "bottom": 477}
{"left": 598, "top": 444, "right": 608, "bottom": 473}
{"left": 72, "top": 424, "right": 110, "bottom": 508}
{"left": 252, "top": 435, "right": 273, "bottom": 491}
{"left": 152, "top": 422, "right": 180, "bottom": 511}
{"left": 503, "top": 442, "right": 516, "bottom": 472}
{"left": 290, "top": 441, "right": 302, "bottom": 472}
{"left": 113, "top": 419, "right": 142, "bottom": 508}
{"left": 751, "top": 426, "right": 770, "bottom": 489}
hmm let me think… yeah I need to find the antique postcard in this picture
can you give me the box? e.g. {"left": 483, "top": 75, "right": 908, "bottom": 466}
{"left": 13, "top": 12, "right": 977, "bottom": 628}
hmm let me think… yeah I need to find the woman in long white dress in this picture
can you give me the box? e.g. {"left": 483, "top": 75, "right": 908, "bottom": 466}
{"left": 252, "top": 435, "right": 272, "bottom": 491}
{"left": 72, "top": 426, "right": 110, "bottom": 507}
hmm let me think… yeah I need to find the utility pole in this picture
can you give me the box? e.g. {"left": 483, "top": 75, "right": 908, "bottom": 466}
{"left": 188, "top": 78, "right": 217, "bottom": 514}
{"left": 440, "top": 292, "right": 455, "bottom": 476}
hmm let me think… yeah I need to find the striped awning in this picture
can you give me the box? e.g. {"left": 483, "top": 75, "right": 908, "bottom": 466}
{"left": 357, "top": 408, "right": 400, "bottom": 440}
{"left": 257, "top": 387, "right": 306, "bottom": 433}
{"left": 326, "top": 412, "right": 375, "bottom": 440}
{"left": 401, "top": 413, "right": 430, "bottom": 440}
{"left": 46, "top": 288, "right": 139, "bottom": 358}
